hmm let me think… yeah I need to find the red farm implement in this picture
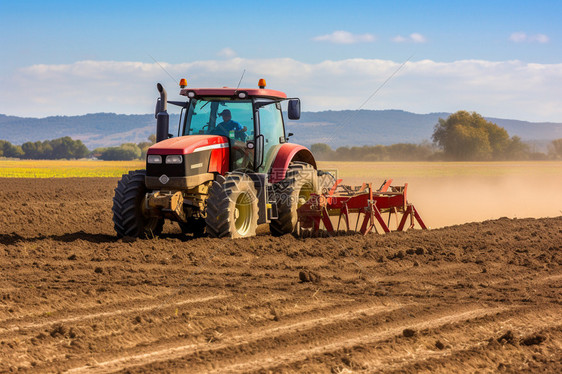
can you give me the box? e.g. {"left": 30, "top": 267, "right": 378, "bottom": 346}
{"left": 296, "top": 179, "right": 427, "bottom": 236}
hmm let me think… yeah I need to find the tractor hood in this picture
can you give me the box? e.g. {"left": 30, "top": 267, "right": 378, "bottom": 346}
{"left": 147, "top": 135, "right": 228, "bottom": 155}
{"left": 145, "top": 135, "right": 229, "bottom": 189}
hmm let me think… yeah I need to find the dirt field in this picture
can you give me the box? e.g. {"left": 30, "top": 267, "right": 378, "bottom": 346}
{"left": 0, "top": 177, "right": 561, "bottom": 373}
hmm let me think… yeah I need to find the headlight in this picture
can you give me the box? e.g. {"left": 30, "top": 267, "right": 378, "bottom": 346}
{"left": 165, "top": 155, "right": 183, "bottom": 164}
{"left": 147, "top": 155, "right": 162, "bottom": 164}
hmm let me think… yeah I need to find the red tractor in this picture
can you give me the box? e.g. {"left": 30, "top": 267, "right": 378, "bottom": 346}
{"left": 112, "top": 79, "right": 321, "bottom": 238}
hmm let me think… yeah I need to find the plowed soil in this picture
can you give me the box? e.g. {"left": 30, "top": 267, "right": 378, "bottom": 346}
{"left": 0, "top": 177, "right": 561, "bottom": 373}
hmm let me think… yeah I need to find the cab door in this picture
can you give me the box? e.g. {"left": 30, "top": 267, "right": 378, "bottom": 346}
{"left": 257, "top": 102, "right": 285, "bottom": 173}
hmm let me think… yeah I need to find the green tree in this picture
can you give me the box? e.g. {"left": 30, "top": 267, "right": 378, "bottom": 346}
{"left": 311, "top": 142, "right": 436, "bottom": 161}
{"left": 0, "top": 140, "right": 24, "bottom": 158}
{"left": 99, "top": 144, "right": 141, "bottom": 161}
{"left": 310, "top": 143, "right": 333, "bottom": 157}
{"left": 432, "top": 111, "right": 526, "bottom": 161}
{"left": 505, "top": 136, "right": 530, "bottom": 160}
{"left": 21, "top": 141, "right": 52, "bottom": 159}
{"left": 139, "top": 135, "right": 157, "bottom": 159}
{"left": 49, "top": 137, "right": 89, "bottom": 159}
{"left": 363, "top": 145, "right": 388, "bottom": 161}
{"left": 120, "top": 143, "right": 142, "bottom": 159}
{"left": 91, "top": 147, "right": 108, "bottom": 156}
{"left": 549, "top": 138, "right": 562, "bottom": 159}
{"left": 20, "top": 137, "right": 88, "bottom": 159}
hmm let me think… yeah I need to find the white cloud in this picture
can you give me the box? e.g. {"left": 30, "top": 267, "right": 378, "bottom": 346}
{"left": 2, "top": 58, "right": 562, "bottom": 122}
{"left": 534, "top": 34, "right": 550, "bottom": 43}
{"left": 410, "top": 33, "right": 427, "bottom": 43}
{"left": 313, "top": 31, "right": 375, "bottom": 44}
{"left": 217, "top": 47, "right": 236, "bottom": 58}
{"left": 509, "top": 32, "right": 527, "bottom": 43}
{"left": 392, "top": 33, "right": 427, "bottom": 43}
{"left": 509, "top": 32, "right": 549, "bottom": 44}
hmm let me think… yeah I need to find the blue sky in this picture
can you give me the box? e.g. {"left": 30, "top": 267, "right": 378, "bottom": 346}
{"left": 1, "top": 0, "right": 561, "bottom": 121}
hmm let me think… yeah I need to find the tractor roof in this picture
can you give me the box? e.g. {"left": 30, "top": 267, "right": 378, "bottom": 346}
{"left": 179, "top": 87, "right": 287, "bottom": 100}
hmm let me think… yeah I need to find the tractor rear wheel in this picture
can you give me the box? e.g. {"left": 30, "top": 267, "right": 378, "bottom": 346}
{"left": 205, "top": 172, "right": 259, "bottom": 238}
{"left": 112, "top": 170, "right": 164, "bottom": 238}
{"left": 270, "top": 162, "right": 318, "bottom": 236}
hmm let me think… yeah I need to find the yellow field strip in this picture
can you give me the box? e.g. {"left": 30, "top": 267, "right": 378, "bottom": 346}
{"left": 0, "top": 159, "right": 144, "bottom": 178}
{"left": 1, "top": 159, "right": 561, "bottom": 178}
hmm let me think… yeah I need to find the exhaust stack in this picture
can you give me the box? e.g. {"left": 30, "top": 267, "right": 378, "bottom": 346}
{"left": 155, "top": 83, "right": 169, "bottom": 143}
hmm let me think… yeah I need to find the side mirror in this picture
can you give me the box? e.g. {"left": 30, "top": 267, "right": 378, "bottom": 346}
{"left": 288, "top": 99, "right": 301, "bottom": 120}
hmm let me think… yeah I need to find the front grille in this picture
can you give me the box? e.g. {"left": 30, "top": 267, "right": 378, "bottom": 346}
{"left": 146, "top": 151, "right": 211, "bottom": 178}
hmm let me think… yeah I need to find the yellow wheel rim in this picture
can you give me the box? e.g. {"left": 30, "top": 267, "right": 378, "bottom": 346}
{"left": 235, "top": 192, "right": 253, "bottom": 236}
{"left": 298, "top": 182, "right": 314, "bottom": 208}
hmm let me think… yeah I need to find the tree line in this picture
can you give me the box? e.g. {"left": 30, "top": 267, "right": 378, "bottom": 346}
{"left": 313, "top": 111, "right": 562, "bottom": 161}
{"left": 91, "top": 134, "right": 156, "bottom": 161}
{"left": 0, "top": 135, "right": 156, "bottom": 160}
{"left": 0, "top": 137, "right": 89, "bottom": 159}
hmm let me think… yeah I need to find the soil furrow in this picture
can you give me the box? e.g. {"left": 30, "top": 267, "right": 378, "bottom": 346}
{"left": 0, "top": 294, "right": 228, "bottom": 335}
{"left": 63, "top": 301, "right": 405, "bottom": 373}
{"left": 0, "top": 178, "right": 560, "bottom": 373}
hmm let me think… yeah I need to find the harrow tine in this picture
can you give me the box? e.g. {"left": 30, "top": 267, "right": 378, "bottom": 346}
{"left": 387, "top": 207, "right": 398, "bottom": 231}
{"left": 412, "top": 204, "right": 427, "bottom": 230}
{"left": 337, "top": 203, "right": 350, "bottom": 233}
{"left": 378, "top": 179, "right": 393, "bottom": 192}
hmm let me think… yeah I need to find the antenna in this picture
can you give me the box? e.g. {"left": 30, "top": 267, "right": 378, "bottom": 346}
{"left": 320, "top": 54, "right": 415, "bottom": 146}
{"left": 357, "top": 54, "right": 414, "bottom": 110}
{"left": 148, "top": 54, "right": 178, "bottom": 84}
{"left": 235, "top": 69, "right": 246, "bottom": 90}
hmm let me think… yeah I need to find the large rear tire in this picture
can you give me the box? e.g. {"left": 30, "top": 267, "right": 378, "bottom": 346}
{"left": 112, "top": 170, "right": 164, "bottom": 238}
{"left": 205, "top": 172, "right": 259, "bottom": 238}
{"left": 270, "top": 162, "right": 318, "bottom": 236}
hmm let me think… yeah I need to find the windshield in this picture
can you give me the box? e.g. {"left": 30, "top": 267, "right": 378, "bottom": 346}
{"left": 183, "top": 99, "right": 254, "bottom": 140}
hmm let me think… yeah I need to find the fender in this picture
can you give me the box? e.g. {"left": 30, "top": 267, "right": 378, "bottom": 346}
{"left": 268, "top": 143, "right": 317, "bottom": 183}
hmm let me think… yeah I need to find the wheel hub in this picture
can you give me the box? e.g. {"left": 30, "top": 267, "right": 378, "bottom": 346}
{"left": 234, "top": 192, "right": 252, "bottom": 236}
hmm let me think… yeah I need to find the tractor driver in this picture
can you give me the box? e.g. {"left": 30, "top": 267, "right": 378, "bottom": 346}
{"left": 213, "top": 109, "right": 248, "bottom": 141}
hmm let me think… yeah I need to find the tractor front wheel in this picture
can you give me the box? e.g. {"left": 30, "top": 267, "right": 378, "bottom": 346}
{"left": 112, "top": 170, "right": 164, "bottom": 238}
{"left": 205, "top": 172, "right": 259, "bottom": 238}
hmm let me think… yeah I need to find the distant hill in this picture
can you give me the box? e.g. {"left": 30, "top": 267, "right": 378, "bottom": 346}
{"left": 1, "top": 110, "right": 561, "bottom": 150}
{"left": 286, "top": 110, "right": 562, "bottom": 151}
{"left": 0, "top": 113, "right": 178, "bottom": 150}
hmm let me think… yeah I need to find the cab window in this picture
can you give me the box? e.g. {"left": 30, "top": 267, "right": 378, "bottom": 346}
{"left": 184, "top": 99, "right": 254, "bottom": 140}
{"left": 258, "top": 102, "right": 285, "bottom": 172}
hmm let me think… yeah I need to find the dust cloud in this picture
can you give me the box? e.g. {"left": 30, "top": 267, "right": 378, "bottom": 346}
{"left": 343, "top": 175, "right": 562, "bottom": 229}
